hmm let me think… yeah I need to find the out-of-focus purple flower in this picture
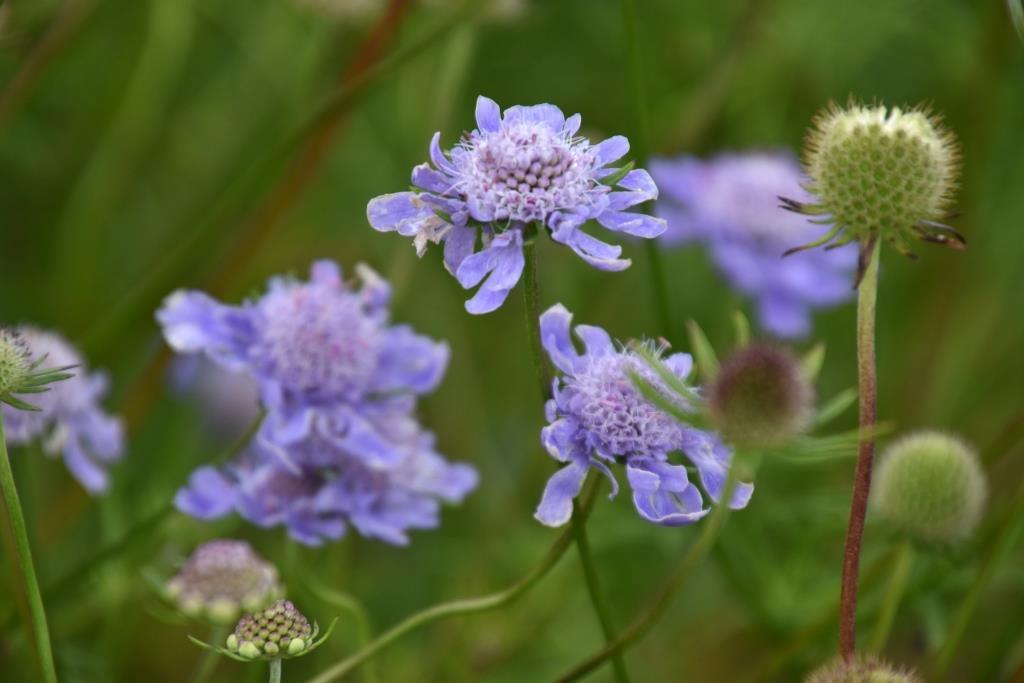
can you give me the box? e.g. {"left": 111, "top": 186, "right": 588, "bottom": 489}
{"left": 157, "top": 261, "right": 449, "bottom": 459}
{"left": 533, "top": 304, "right": 752, "bottom": 527}
{"left": 176, "top": 409, "right": 478, "bottom": 546}
{"left": 169, "top": 354, "right": 261, "bottom": 439}
{"left": 367, "top": 96, "right": 666, "bottom": 314}
{"left": 2, "top": 327, "right": 124, "bottom": 494}
{"left": 650, "top": 152, "right": 856, "bottom": 339}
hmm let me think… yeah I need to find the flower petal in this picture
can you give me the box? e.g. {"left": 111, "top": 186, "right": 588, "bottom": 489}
{"left": 534, "top": 459, "right": 589, "bottom": 527}
{"left": 475, "top": 95, "right": 502, "bottom": 133}
{"left": 681, "top": 429, "right": 754, "bottom": 509}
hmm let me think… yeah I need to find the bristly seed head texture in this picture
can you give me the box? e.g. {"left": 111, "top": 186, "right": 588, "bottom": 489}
{"left": 806, "top": 656, "right": 920, "bottom": 683}
{"left": 707, "top": 343, "right": 813, "bottom": 450}
{"left": 871, "top": 430, "right": 987, "bottom": 544}
{"left": 0, "top": 327, "right": 31, "bottom": 395}
{"left": 786, "top": 100, "right": 962, "bottom": 271}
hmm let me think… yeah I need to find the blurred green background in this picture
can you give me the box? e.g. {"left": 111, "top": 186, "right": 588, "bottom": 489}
{"left": 1, "top": 0, "right": 1023, "bottom": 680}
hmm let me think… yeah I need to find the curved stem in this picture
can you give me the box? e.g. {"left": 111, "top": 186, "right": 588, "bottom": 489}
{"left": 839, "top": 239, "right": 880, "bottom": 661}
{"left": 269, "top": 658, "right": 282, "bottom": 683}
{"left": 302, "top": 482, "right": 599, "bottom": 683}
{"left": 306, "top": 580, "right": 378, "bottom": 683}
{"left": 935, "top": 477, "right": 1024, "bottom": 676}
{"left": 868, "top": 539, "right": 913, "bottom": 654}
{"left": 557, "top": 461, "right": 742, "bottom": 682}
{"left": 0, "top": 413, "right": 58, "bottom": 682}
{"left": 571, "top": 499, "right": 630, "bottom": 682}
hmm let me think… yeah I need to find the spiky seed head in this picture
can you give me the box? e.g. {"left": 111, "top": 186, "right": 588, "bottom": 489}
{"left": 806, "top": 657, "right": 920, "bottom": 683}
{"left": 229, "top": 600, "right": 313, "bottom": 660}
{"left": 707, "top": 343, "right": 813, "bottom": 450}
{"left": 0, "top": 327, "right": 31, "bottom": 395}
{"left": 801, "top": 101, "right": 961, "bottom": 258}
{"left": 872, "top": 431, "right": 987, "bottom": 544}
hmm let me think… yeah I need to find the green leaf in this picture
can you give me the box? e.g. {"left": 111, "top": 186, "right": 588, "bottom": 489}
{"left": 0, "top": 394, "right": 41, "bottom": 411}
{"left": 686, "top": 320, "right": 720, "bottom": 382}
{"left": 732, "top": 310, "right": 751, "bottom": 348}
{"left": 801, "top": 343, "right": 826, "bottom": 382}
{"left": 814, "top": 388, "right": 857, "bottom": 426}
{"left": 598, "top": 161, "right": 635, "bottom": 187}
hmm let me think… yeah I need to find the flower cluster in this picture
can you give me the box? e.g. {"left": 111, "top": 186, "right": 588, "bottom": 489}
{"left": 165, "top": 539, "right": 283, "bottom": 623}
{"left": 227, "top": 600, "right": 314, "bottom": 659}
{"left": 2, "top": 326, "right": 124, "bottom": 494}
{"left": 651, "top": 152, "right": 856, "bottom": 338}
{"left": 534, "top": 305, "right": 753, "bottom": 527}
{"left": 158, "top": 261, "right": 478, "bottom": 545}
{"left": 367, "top": 96, "right": 665, "bottom": 314}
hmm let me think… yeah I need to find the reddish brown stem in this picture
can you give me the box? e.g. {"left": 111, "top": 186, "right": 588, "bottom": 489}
{"left": 838, "top": 239, "right": 880, "bottom": 661}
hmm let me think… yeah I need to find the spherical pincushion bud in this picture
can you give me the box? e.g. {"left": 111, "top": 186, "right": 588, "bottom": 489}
{"left": 164, "top": 540, "right": 282, "bottom": 623}
{"left": 871, "top": 431, "right": 987, "bottom": 544}
{"left": 799, "top": 101, "right": 961, "bottom": 257}
{"left": 230, "top": 600, "right": 313, "bottom": 659}
{"left": 806, "top": 657, "right": 920, "bottom": 683}
{"left": 0, "top": 327, "right": 31, "bottom": 395}
{"left": 706, "top": 343, "right": 813, "bottom": 449}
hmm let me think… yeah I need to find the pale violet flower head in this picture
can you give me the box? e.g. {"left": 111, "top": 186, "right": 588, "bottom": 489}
{"left": 176, "top": 408, "right": 478, "bottom": 546}
{"left": 157, "top": 260, "right": 449, "bottom": 463}
{"left": 367, "top": 96, "right": 665, "bottom": 314}
{"left": 2, "top": 327, "right": 124, "bottom": 494}
{"left": 650, "top": 152, "right": 856, "bottom": 339}
{"left": 534, "top": 304, "right": 752, "bottom": 527}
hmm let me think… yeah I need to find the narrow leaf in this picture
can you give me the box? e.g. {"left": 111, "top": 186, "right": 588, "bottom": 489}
{"left": 801, "top": 342, "right": 826, "bottom": 382}
{"left": 599, "top": 161, "right": 635, "bottom": 187}
{"left": 686, "top": 320, "right": 720, "bottom": 382}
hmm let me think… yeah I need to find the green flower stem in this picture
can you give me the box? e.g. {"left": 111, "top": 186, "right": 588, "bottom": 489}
{"left": 620, "top": 0, "right": 673, "bottom": 340}
{"left": 935, "top": 477, "right": 1024, "bottom": 676}
{"left": 0, "top": 412, "right": 58, "bottom": 683}
{"left": 522, "top": 227, "right": 628, "bottom": 682}
{"left": 557, "top": 457, "right": 743, "bottom": 682}
{"left": 521, "top": 226, "right": 551, "bottom": 399}
{"left": 194, "top": 624, "right": 228, "bottom": 683}
{"left": 839, "top": 240, "right": 881, "bottom": 661}
{"left": 868, "top": 539, "right": 913, "bottom": 654}
{"left": 302, "top": 481, "right": 600, "bottom": 683}
{"left": 270, "top": 658, "right": 282, "bottom": 683}
{"left": 571, "top": 499, "right": 631, "bottom": 683}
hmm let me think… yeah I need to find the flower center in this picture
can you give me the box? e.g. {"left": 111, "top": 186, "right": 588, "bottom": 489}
{"left": 258, "top": 284, "right": 380, "bottom": 400}
{"left": 460, "top": 122, "right": 598, "bottom": 223}
{"left": 569, "top": 353, "right": 681, "bottom": 458}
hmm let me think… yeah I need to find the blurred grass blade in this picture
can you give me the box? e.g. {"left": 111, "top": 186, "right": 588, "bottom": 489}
{"left": 801, "top": 342, "right": 826, "bottom": 382}
{"left": 686, "top": 319, "right": 720, "bottom": 382}
{"left": 1009, "top": 0, "right": 1024, "bottom": 42}
{"left": 732, "top": 310, "right": 751, "bottom": 348}
{"left": 814, "top": 387, "right": 857, "bottom": 426}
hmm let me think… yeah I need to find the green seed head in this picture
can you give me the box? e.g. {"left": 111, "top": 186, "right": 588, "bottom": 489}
{"left": 707, "top": 343, "right": 813, "bottom": 450}
{"left": 802, "top": 101, "right": 960, "bottom": 257}
{"left": 0, "top": 327, "right": 31, "bottom": 395}
{"left": 806, "top": 657, "right": 920, "bottom": 683}
{"left": 872, "top": 431, "right": 987, "bottom": 544}
{"left": 229, "top": 599, "right": 313, "bottom": 660}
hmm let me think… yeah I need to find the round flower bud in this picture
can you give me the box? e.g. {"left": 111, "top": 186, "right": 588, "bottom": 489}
{"left": 707, "top": 343, "right": 813, "bottom": 450}
{"left": 872, "top": 431, "right": 987, "bottom": 544}
{"left": 802, "top": 102, "right": 960, "bottom": 257}
{"left": 165, "top": 540, "right": 282, "bottom": 624}
{"left": 0, "top": 327, "right": 31, "bottom": 395}
{"left": 229, "top": 600, "right": 313, "bottom": 660}
{"left": 806, "top": 657, "right": 920, "bottom": 683}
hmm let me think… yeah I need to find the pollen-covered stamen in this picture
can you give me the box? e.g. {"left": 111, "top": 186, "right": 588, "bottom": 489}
{"left": 569, "top": 351, "right": 681, "bottom": 458}
{"left": 257, "top": 284, "right": 381, "bottom": 400}
{"left": 458, "top": 122, "right": 602, "bottom": 224}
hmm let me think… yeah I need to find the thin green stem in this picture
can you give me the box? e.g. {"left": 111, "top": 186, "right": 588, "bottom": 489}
{"left": 521, "top": 227, "right": 551, "bottom": 399}
{"left": 307, "top": 580, "right": 378, "bottom": 683}
{"left": 194, "top": 624, "right": 228, "bottom": 683}
{"left": 522, "top": 226, "right": 627, "bottom": 680}
{"left": 619, "top": 0, "right": 673, "bottom": 339}
{"left": 302, "top": 482, "right": 599, "bottom": 683}
{"left": 270, "top": 658, "right": 282, "bottom": 683}
{"left": 868, "top": 539, "right": 913, "bottom": 654}
{"left": 935, "top": 478, "right": 1024, "bottom": 676}
{"left": 0, "top": 413, "right": 58, "bottom": 683}
{"left": 571, "top": 499, "right": 630, "bottom": 682}
{"left": 839, "top": 240, "right": 880, "bottom": 661}
{"left": 557, "top": 459, "right": 743, "bottom": 682}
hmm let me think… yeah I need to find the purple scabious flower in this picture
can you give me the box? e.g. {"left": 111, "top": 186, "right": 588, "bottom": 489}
{"left": 169, "top": 354, "right": 262, "bottom": 440}
{"left": 367, "top": 95, "right": 666, "bottom": 314}
{"left": 157, "top": 260, "right": 449, "bottom": 463}
{"left": 534, "top": 304, "right": 752, "bottom": 527}
{"left": 1, "top": 327, "right": 124, "bottom": 494}
{"left": 650, "top": 152, "right": 857, "bottom": 339}
{"left": 176, "top": 408, "right": 478, "bottom": 546}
